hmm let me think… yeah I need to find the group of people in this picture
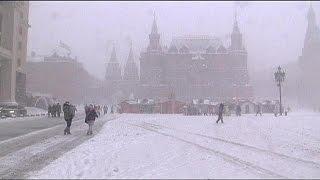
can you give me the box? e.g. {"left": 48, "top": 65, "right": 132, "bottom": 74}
{"left": 48, "top": 103, "right": 62, "bottom": 117}
{"left": 216, "top": 103, "right": 291, "bottom": 124}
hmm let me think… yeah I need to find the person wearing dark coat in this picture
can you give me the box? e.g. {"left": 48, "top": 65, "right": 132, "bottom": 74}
{"left": 57, "top": 103, "right": 61, "bottom": 117}
{"left": 110, "top": 105, "right": 114, "bottom": 114}
{"left": 85, "top": 105, "right": 98, "bottom": 135}
{"left": 103, "top": 105, "right": 108, "bottom": 115}
{"left": 256, "top": 104, "right": 262, "bottom": 116}
{"left": 48, "top": 105, "right": 52, "bottom": 117}
{"left": 216, "top": 103, "right": 224, "bottom": 124}
{"left": 63, "top": 101, "right": 73, "bottom": 135}
{"left": 85, "top": 104, "right": 90, "bottom": 116}
{"left": 236, "top": 104, "right": 241, "bottom": 116}
{"left": 52, "top": 104, "right": 57, "bottom": 117}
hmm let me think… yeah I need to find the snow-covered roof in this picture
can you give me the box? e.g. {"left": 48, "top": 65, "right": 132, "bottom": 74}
{"left": 203, "top": 99, "right": 210, "bottom": 105}
{"left": 122, "top": 100, "right": 139, "bottom": 105}
{"left": 170, "top": 35, "right": 223, "bottom": 54}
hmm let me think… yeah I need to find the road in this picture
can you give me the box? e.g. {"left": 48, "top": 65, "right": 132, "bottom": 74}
{"left": 0, "top": 113, "right": 118, "bottom": 179}
{"left": 0, "top": 115, "right": 78, "bottom": 141}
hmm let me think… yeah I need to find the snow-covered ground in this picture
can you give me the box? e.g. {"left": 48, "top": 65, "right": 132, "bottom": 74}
{"left": 25, "top": 107, "right": 47, "bottom": 115}
{"left": 29, "top": 112, "right": 320, "bottom": 179}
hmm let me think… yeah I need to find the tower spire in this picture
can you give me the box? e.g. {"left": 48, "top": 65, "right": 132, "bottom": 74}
{"left": 127, "top": 41, "right": 134, "bottom": 63}
{"left": 230, "top": 9, "right": 243, "bottom": 50}
{"left": 307, "top": 1, "right": 316, "bottom": 23}
{"left": 110, "top": 44, "right": 117, "bottom": 62}
{"left": 147, "top": 11, "right": 162, "bottom": 52}
{"left": 233, "top": 9, "right": 240, "bottom": 33}
{"left": 151, "top": 10, "right": 158, "bottom": 34}
{"left": 303, "top": 1, "right": 320, "bottom": 53}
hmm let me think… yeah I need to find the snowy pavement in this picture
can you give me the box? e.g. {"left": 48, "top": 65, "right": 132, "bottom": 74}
{"left": 0, "top": 114, "right": 117, "bottom": 178}
{"left": 29, "top": 113, "right": 320, "bottom": 179}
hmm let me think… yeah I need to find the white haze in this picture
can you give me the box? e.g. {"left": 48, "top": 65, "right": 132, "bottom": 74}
{"left": 27, "top": 1, "right": 320, "bottom": 80}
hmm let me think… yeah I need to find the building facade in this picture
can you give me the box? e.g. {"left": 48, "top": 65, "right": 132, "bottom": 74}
{"left": 104, "top": 44, "right": 139, "bottom": 103}
{"left": 104, "top": 12, "right": 253, "bottom": 103}
{"left": 138, "top": 14, "right": 252, "bottom": 102}
{"left": 297, "top": 4, "right": 320, "bottom": 109}
{"left": 26, "top": 45, "right": 98, "bottom": 104}
{"left": 0, "top": 1, "right": 29, "bottom": 105}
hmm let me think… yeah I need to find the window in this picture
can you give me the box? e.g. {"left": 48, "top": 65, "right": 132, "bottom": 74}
{"left": 19, "top": 26, "right": 22, "bottom": 35}
{"left": 20, "top": 12, "right": 23, "bottom": 19}
{"left": 17, "top": 58, "right": 21, "bottom": 67}
{"left": 18, "top": 41, "right": 22, "bottom": 50}
{"left": 0, "top": 14, "right": 2, "bottom": 43}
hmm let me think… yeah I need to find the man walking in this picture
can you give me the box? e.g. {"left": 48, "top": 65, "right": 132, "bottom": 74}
{"left": 104, "top": 105, "right": 108, "bottom": 115}
{"left": 256, "top": 104, "right": 262, "bottom": 116}
{"left": 57, "top": 103, "right": 61, "bottom": 117}
{"left": 63, "top": 101, "right": 73, "bottom": 135}
{"left": 236, "top": 104, "right": 241, "bottom": 116}
{"left": 216, "top": 103, "right": 224, "bottom": 124}
{"left": 47, "top": 105, "right": 51, "bottom": 117}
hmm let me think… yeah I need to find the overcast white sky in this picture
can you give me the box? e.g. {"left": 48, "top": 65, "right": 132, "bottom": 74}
{"left": 27, "top": 1, "right": 320, "bottom": 80}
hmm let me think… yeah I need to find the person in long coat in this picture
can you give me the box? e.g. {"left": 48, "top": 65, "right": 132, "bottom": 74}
{"left": 85, "top": 105, "right": 98, "bottom": 135}
{"left": 63, "top": 102, "right": 73, "bottom": 135}
{"left": 216, "top": 103, "right": 224, "bottom": 124}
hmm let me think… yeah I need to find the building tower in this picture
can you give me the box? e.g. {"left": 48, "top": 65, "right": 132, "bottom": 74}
{"left": 123, "top": 43, "right": 139, "bottom": 81}
{"left": 298, "top": 2, "right": 320, "bottom": 109}
{"left": 147, "top": 12, "right": 162, "bottom": 52}
{"left": 140, "top": 12, "right": 165, "bottom": 84}
{"left": 229, "top": 10, "right": 252, "bottom": 99}
{"left": 139, "top": 12, "right": 169, "bottom": 99}
{"left": 0, "top": 2, "right": 30, "bottom": 106}
{"left": 230, "top": 11, "right": 243, "bottom": 51}
{"left": 302, "top": 3, "right": 320, "bottom": 57}
{"left": 105, "top": 45, "right": 122, "bottom": 82}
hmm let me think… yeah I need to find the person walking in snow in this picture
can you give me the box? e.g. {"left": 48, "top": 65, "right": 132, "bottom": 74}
{"left": 47, "top": 105, "right": 52, "bottom": 117}
{"left": 85, "top": 105, "right": 98, "bottom": 135}
{"left": 85, "top": 104, "right": 90, "bottom": 116}
{"left": 256, "top": 104, "right": 262, "bottom": 116}
{"left": 216, "top": 103, "right": 224, "bottom": 124}
{"left": 57, "top": 103, "right": 61, "bottom": 117}
{"left": 110, "top": 105, "right": 114, "bottom": 114}
{"left": 51, "top": 104, "right": 56, "bottom": 117}
{"left": 63, "top": 101, "right": 74, "bottom": 135}
{"left": 274, "top": 105, "right": 279, "bottom": 117}
{"left": 103, "top": 105, "right": 107, "bottom": 115}
{"left": 236, "top": 104, "right": 241, "bottom": 116}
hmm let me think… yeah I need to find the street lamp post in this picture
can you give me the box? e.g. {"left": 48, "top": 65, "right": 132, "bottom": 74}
{"left": 274, "top": 66, "right": 286, "bottom": 116}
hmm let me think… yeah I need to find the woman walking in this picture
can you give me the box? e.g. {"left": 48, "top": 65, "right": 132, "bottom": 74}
{"left": 85, "top": 105, "right": 98, "bottom": 135}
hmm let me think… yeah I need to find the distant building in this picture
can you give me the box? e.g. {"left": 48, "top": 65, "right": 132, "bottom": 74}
{"left": 297, "top": 3, "right": 320, "bottom": 109}
{"left": 139, "top": 12, "right": 252, "bottom": 101}
{"left": 104, "top": 44, "right": 139, "bottom": 103}
{"left": 26, "top": 44, "right": 98, "bottom": 104}
{"left": 0, "top": 1, "right": 30, "bottom": 106}
{"left": 105, "top": 12, "right": 253, "bottom": 103}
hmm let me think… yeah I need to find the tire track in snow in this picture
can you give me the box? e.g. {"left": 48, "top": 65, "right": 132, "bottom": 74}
{"left": 0, "top": 114, "right": 85, "bottom": 158}
{"left": 0, "top": 115, "right": 119, "bottom": 179}
{"left": 127, "top": 122, "right": 286, "bottom": 179}
{"left": 142, "top": 121, "right": 320, "bottom": 168}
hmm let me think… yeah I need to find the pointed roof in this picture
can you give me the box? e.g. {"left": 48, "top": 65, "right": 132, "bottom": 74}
{"left": 127, "top": 43, "right": 134, "bottom": 64}
{"left": 233, "top": 10, "right": 240, "bottom": 33}
{"left": 151, "top": 11, "right": 158, "bottom": 34}
{"left": 307, "top": 2, "right": 315, "bottom": 22}
{"left": 109, "top": 45, "right": 117, "bottom": 62}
